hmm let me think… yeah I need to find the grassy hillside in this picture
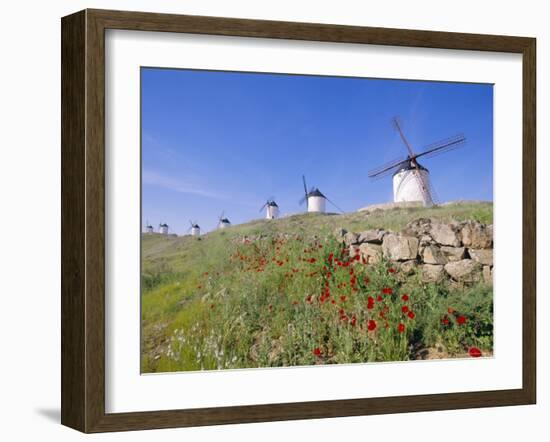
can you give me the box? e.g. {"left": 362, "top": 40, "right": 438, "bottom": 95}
{"left": 141, "top": 201, "right": 493, "bottom": 372}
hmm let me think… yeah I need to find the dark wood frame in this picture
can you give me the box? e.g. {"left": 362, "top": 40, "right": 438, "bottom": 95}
{"left": 61, "top": 8, "right": 536, "bottom": 433}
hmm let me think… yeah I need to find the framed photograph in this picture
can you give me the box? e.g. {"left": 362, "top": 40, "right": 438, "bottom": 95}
{"left": 61, "top": 9, "right": 536, "bottom": 432}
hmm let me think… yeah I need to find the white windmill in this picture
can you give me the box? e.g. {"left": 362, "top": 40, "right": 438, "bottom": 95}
{"left": 145, "top": 220, "right": 154, "bottom": 234}
{"left": 159, "top": 223, "right": 169, "bottom": 235}
{"left": 217, "top": 211, "right": 231, "bottom": 229}
{"left": 188, "top": 220, "right": 201, "bottom": 237}
{"left": 299, "top": 175, "right": 344, "bottom": 214}
{"left": 259, "top": 198, "right": 279, "bottom": 219}
{"left": 368, "top": 117, "right": 466, "bottom": 207}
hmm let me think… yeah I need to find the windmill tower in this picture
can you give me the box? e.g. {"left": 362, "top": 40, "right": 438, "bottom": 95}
{"left": 217, "top": 211, "right": 231, "bottom": 229}
{"left": 188, "top": 220, "right": 201, "bottom": 237}
{"left": 368, "top": 118, "right": 466, "bottom": 207}
{"left": 299, "top": 175, "right": 344, "bottom": 214}
{"left": 145, "top": 220, "right": 154, "bottom": 234}
{"left": 260, "top": 199, "right": 279, "bottom": 219}
{"left": 159, "top": 223, "right": 169, "bottom": 235}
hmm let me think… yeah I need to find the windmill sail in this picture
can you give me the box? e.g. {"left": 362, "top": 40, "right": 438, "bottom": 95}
{"left": 369, "top": 116, "right": 466, "bottom": 207}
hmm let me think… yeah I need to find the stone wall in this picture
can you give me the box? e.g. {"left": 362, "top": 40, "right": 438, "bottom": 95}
{"left": 338, "top": 218, "right": 493, "bottom": 285}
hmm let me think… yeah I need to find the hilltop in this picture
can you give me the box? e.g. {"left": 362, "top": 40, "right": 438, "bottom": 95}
{"left": 142, "top": 200, "right": 492, "bottom": 274}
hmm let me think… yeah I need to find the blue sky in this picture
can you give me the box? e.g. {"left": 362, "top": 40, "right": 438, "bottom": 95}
{"left": 142, "top": 68, "right": 493, "bottom": 234}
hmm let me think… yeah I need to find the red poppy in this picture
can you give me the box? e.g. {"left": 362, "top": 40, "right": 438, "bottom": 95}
{"left": 401, "top": 305, "right": 409, "bottom": 313}
{"left": 309, "top": 258, "right": 317, "bottom": 264}
{"left": 377, "top": 295, "right": 383, "bottom": 302}
{"left": 441, "top": 317, "right": 450, "bottom": 325}
{"left": 330, "top": 299, "right": 336, "bottom": 304}
{"left": 313, "top": 347, "right": 322, "bottom": 357}
{"left": 351, "top": 315, "right": 357, "bottom": 327}
{"left": 407, "top": 311, "right": 416, "bottom": 319}
{"left": 382, "top": 287, "right": 393, "bottom": 295}
{"left": 388, "top": 268, "right": 396, "bottom": 273}
{"left": 469, "top": 347, "right": 482, "bottom": 358}
{"left": 340, "top": 295, "right": 347, "bottom": 302}
{"left": 398, "top": 323, "right": 405, "bottom": 333}
{"left": 328, "top": 253, "right": 334, "bottom": 263}
{"left": 401, "top": 294, "right": 409, "bottom": 301}
{"left": 306, "top": 295, "right": 313, "bottom": 304}
{"left": 367, "top": 319, "right": 377, "bottom": 331}
{"left": 457, "top": 315, "right": 467, "bottom": 325}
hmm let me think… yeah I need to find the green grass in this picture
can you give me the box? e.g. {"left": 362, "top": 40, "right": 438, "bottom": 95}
{"left": 141, "top": 201, "right": 493, "bottom": 372}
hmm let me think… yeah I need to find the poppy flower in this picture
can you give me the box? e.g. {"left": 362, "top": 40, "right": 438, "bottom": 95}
{"left": 313, "top": 347, "right": 322, "bottom": 357}
{"left": 351, "top": 315, "right": 357, "bottom": 327}
{"left": 340, "top": 295, "right": 347, "bottom": 302}
{"left": 367, "top": 319, "right": 377, "bottom": 331}
{"left": 377, "top": 295, "right": 383, "bottom": 302}
{"left": 388, "top": 268, "right": 396, "bottom": 274}
{"left": 457, "top": 315, "right": 467, "bottom": 325}
{"left": 407, "top": 311, "right": 416, "bottom": 319}
{"left": 382, "top": 287, "right": 393, "bottom": 295}
{"left": 441, "top": 317, "right": 450, "bottom": 325}
{"left": 401, "top": 305, "right": 409, "bottom": 313}
{"left": 398, "top": 323, "right": 405, "bottom": 333}
{"left": 401, "top": 294, "right": 409, "bottom": 301}
{"left": 469, "top": 347, "right": 482, "bottom": 358}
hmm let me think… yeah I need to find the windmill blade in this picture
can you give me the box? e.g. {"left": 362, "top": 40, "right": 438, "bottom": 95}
{"left": 414, "top": 134, "right": 466, "bottom": 161}
{"left": 218, "top": 211, "right": 225, "bottom": 221}
{"left": 411, "top": 165, "right": 434, "bottom": 207}
{"left": 368, "top": 155, "right": 409, "bottom": 178}
{"left": 325, "top": 196, "right": 345, "bottom": 214}
{"left": 302, "top": 175, "right": 308, "bottom": 196}
{"left": 301, "top": 175, "right": 309, "bottom": 208}
{"left": 259, "top": 202, "right": 267, "bottom": 212}
{"left": 392, "top": 117, "right": 415, "bottom": 157}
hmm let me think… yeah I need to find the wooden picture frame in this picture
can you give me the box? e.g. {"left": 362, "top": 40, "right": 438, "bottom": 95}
{"left": 61, "top": 8, "right": 536, "bottom": 433}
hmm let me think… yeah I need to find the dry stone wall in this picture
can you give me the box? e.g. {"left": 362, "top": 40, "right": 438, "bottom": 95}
{"left": 338, "top": 218, "right": 493, "bottom": 285}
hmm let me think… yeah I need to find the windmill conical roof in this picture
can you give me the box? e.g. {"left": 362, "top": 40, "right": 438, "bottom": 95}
{"left": 393, "top": 160, "right": 429, "bottom": 177}
{"left": 307, "top": 188, "right": 326, "bottom": 198}
{"left": 267, "top": 201, "right": 278, "bottom": 207}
